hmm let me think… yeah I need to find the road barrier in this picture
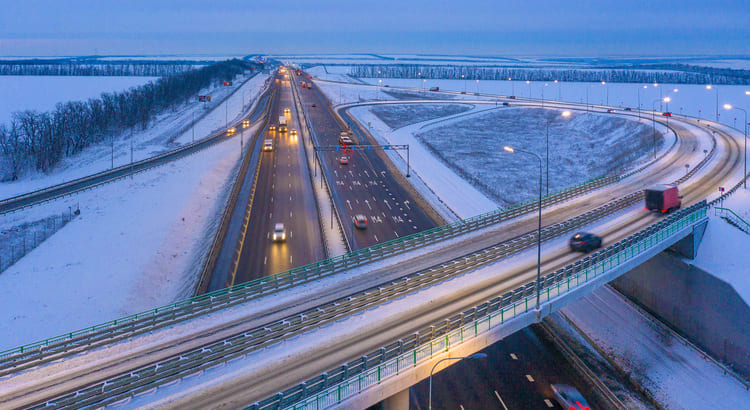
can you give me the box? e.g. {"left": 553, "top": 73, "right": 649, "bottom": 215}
{"left": 277, "top": 202, "right": 708, "bottom": 410}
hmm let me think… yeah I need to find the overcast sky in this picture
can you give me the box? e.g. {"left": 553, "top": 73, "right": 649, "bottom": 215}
{"left": 1, "top": 0, "right": 748, "bottom": 57}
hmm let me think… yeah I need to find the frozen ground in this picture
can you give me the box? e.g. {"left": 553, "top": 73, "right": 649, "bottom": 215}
{"left": 358, "top": 77, "right": 750, "bottom": 129}
{"left": 368, "top": 103, "right": 471, "bottom": 129}
{"left": 0, "top": 72, "right": 269, "bottom": 199}
{"left": 0, "top": 74, "right": 268, "bottom": 350}
{"left": 0, "top": 75, "right": 157, "bottom": 124}
{"left": 561, "top": 285, "right": 750, "bottom": 408}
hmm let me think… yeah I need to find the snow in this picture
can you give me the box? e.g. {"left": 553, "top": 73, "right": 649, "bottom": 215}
{"left": 0, "top": 72, "right": 269, "bottom": 199}
{"left": 561, "top": 286, "right": 750, "bottom": 407}
{"left": 358, "top": 77, "right": 750, "bottom": 129}
{"left": 0, "top": 74, "right": 269, "bottom": 350}
{"left": 691, "top": 188, "right": 750, "bottom": 304}
{"left": 0, "top": 75, "right": 157, "bottom": 124}
{"left": 1, "top": 68, "right": 748, "bottom": 407}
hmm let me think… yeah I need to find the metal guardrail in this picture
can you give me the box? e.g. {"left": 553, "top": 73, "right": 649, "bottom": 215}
{"left": 23, "top": 188, "right": 657, "bottom": 408}
{"left": 0, "top": 73, "right": 264, "bottom": 216}
{"left": 0, "top": 168, "right": 650, "bottom": 367}
{"left": 194, "top": 86, "right": 276, "bottom": 294}
{"left": 715, "top": 207, "right": 750, "bottom": 234}
{"left": 0, "top": 79, "right": 704, "bottom": 380}
{"left": 280, "top": 202, "right": 708, "bottom": 410}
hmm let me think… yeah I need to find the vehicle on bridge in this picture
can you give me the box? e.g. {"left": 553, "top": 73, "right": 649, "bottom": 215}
{"left": 569, "top": 232, "right": 602, "bottom": 253}
{"left": 663, "top": 111, "right": 672, "bottom": 117}
{"left": 429, "top": 86, "right": 439, "bottom": 91}
{"left": 644, "top": 184, "right": 681, "bottom": 213}
{"left": 279, "top": 116, "right": 288, "bottom": 133}
{"left": 263, "top": 139, "right": 273, "bottom": 151}
{"left": 227, "top": 127, "right": 236, "bottom": 135}
{"left": 550, "top": 384, "right": 591, "bottom": 410}
{"left": 340, "top": 156, "right": 349, "bottom": 165}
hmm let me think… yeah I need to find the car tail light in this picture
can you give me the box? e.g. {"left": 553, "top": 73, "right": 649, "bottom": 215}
{"left": 644, "top": 207, "right": 648, "bottom": 210}
{"left": 661, "top": 209, "right": 667, "bottom": 213}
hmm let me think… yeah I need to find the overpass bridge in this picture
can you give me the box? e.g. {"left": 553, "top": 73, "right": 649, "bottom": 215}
{"left": 0, "top": 83, "right": 746, "bottom": 409}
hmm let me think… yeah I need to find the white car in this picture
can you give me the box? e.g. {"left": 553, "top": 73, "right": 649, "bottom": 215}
{"left": 272, "top": 223, "right": 286, "bottom": 242}
{"left": 263, "top": 139, "right": 273, "bottom": 151}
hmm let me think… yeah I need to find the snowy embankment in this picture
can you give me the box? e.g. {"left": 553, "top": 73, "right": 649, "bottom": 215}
{"left": 0, "top": 72, "right": 269, "bottom": 200}
{"left": 0, "top": 74, "right": 268, "bottom": 351}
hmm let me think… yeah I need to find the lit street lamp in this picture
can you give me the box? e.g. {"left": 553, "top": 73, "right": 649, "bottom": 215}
{"left": 601, "top": 81, "right": 608, "bottom": 105}
{"left": 724, "top": 104, "right": 747, "bottom": 189}
{"left": 428, "top": 353, "right": 487, "bottom": 410}
{"left": 706, "top": 85, "right": 719, "bottom": 121}
{"left": 508, "top": 77, "right": 514, "bottom": 97}
{"left": 637, "top": 85, "right": 648, "bottom": 119}
{"left": 503, "top": 146, "right": 543, "bottom": 310}
{"left": 651, "top": 99, "right": 662, "bottom": 159}
{"left": 546, "top": 111, "right": 572, "bottom": 195}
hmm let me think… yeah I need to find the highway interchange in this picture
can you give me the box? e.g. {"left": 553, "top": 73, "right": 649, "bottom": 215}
{"left": 0, "top": 66, "right": 745, "bottom": 409}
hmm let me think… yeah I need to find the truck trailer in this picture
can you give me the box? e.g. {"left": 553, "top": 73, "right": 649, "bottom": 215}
{"left": 644, "top": 184, "right": 681, "bottom": 213}
{"left": 278, "top": 116, "right": 287, "bottom": 133}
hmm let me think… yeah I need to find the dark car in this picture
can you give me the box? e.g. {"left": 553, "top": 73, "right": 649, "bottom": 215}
{"left": 353, "top": 214, "right": 368, "bottom": 229}
{"left": 312, "top": 103, "right": 317, "bottom": 108}
{"left": 503, "top": 102, "right": 511, "bottom": 106}
{"left": 607, "top": 109, "right": 616, "bottom": 113}
{"left": 662, "top": 112, "right": 672, "bottom": 117}
{"left": 569, "top": 232, "right": 602, "bottom": 252}
{"left": 624, "top": 107, "right": 632, "bottom": 111}
{"left": 551, "top": 384, "right": 591, "bottom": 410}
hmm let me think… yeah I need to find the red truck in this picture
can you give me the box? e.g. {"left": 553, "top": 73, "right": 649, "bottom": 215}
{"left": 644, "top": 185, "right": 681, "bottom": 213}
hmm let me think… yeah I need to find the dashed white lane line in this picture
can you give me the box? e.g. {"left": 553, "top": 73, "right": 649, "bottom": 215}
{"left": 544, "top": 399, "right": 554, "bottom": 407}
{"left": 510, "top": 353, "right": 518, "bottom": 360}
{"left": 374, "top": 235, "right": 379, "bottom": 242}
{"left": 263, "top": 256, "right": 267, "bottom": 265}
{"left": 290, "top": 255, "right": 293, "bottom": 264}
{"left": 526, "top": 374, "right": 535, "bottom": 382}
{"left": 394, "top": 231, "right": 399, "bottom": 238}
{"left": 494, "top": 391, "right": 509, "bottom": 410}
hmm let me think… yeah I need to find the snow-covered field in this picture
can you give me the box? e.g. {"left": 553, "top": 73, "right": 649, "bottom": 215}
{"left": 0, "top": 75, "right": 157, "bottom": 124}
{"left": 360, "top": 77, "right": 750, "bottom": 127}
{"left": 0, "top": 73, "right": 268, "bottom": 350}
{"left": 0, "top": 72, "right": 269, "bottom": 199}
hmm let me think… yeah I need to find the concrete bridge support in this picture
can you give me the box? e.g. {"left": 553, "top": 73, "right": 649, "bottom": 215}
{"left": 380, "top": 388, "right": 409, "bottom": 410}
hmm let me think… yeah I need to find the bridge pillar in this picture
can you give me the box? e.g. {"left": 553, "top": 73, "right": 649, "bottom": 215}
{"left": 667, "top": 218, "right": 708, "bottom": 259}
{"left": 380, "top": 388, "right": 409, "bottom": 410}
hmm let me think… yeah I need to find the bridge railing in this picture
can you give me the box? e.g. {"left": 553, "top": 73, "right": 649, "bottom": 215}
{"left": 0, "top": 172, "right": 622, "bottom": 361}
{"left": 278, "top": 202, "right": 707, "bottom": 410}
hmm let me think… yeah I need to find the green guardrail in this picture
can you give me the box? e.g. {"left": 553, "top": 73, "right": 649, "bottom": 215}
{"left": 715, "top": 207, "right": 750, "bottom": 233}
{"left": 285, "top": 204, "right": 707, "bottom": 410}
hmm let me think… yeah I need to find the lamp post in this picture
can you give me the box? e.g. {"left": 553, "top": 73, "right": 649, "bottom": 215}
{"left": 462, "top": 74, "right": 466, "bottom": 93}
{"left": 638, "top": 85, "right": 647, "bottom": 119}
{"left": 707, "top": 85, "right": 719, "bottom": 121}
{"left": 546, "top": 111, "right": 572, "bottom": 195}
{"left": 508, "top": 77, "right": 513, "bottom": 97}
{"left": 554, "top": 79, "right": 560, "bottom": 101}
{"left": 725, "top": 104, "right": 747, "bottom": 188}
{"left": 663, "top": 96, "right": 671, "bottom": 126}
{"left": 428, "top": 353, "right": 487, "bottom": 410}
{"left": 601, "top": 81, "right": 608, "bottom": 105}
{"left": 652, "top": 99, "right": 661, "bottom": 159}
{"left": 526, "top": 80, "right": 531, "bottom": 98}
{"left": 503, "top": 146, "right": 543, "bottom": 309}
{"left": 378, "top": 79, "right": 382, "bottom": 100}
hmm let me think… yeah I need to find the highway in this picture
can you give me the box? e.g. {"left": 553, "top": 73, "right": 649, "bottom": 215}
{"left": 233, "top": 73, "right": 325, "bottom": 283}
{"left": 0, "top": 78, "right": 744, "bottom": 409}
{"left": 290, "top": 70, "right": 437, "bottom": 249}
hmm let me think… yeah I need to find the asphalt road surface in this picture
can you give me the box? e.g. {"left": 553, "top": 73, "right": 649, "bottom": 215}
{"left": 233, "top": 74, "right": 325, "bottom": 283}
{"left": 292, "top": 71, "right": 435, "bottom": 249}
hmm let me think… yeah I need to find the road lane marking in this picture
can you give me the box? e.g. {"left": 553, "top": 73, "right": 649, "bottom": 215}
{"left": 394, "top": 231, "right": 399, "bottom": 238}
{"left": 290, "top": 255, "right": 293, "bottom": 264}
{"left": 264, "top": 256, "right": 267, "bottom": 265}
{"left": 526, "top": 374, "right": 535, "bottom": 382}
{"left": 510, "top": 353, "right": 518, "bottom": 360}
{"left": 374, "top": 235, "right": 379, "bottom": 242}
{"left": 494, "top": 391, "right": 509, "bottom": 410}
{"left": 544, "top": 399, "right": 554, "bottom": 407}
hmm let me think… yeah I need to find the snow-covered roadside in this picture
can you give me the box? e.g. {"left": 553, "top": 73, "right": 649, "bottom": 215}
{"left": 0, "top": 74, "right": 269, "bottom": 350}
{"left": 0, "top": 72, "right": 268, "bottom": 200}
{"left": 560, "top": 286, "right": 750, "bottom": 407}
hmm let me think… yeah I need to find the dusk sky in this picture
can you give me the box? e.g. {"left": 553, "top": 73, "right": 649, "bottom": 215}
{"left": 1, "top": 0, "right": 748, "bottom": 57}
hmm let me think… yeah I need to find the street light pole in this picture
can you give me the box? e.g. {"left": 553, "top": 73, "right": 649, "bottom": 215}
{"left": 503, "top": 146, "right": 543, "bottom": 309}
{"left": 428, "top": 353, "right": 487, "bottom": 410}
{"left": 725, "top": 104, "right": 747, "bottom": 188}
{"left": 546, "top": 111, "right": 571, "bottom": 196}
{"left": 652, "top": 99, "right": 661, "bottom": 159}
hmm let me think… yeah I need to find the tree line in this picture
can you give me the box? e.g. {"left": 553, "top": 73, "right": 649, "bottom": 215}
{"left": 0, "top": 62, "right": 200, "bottom": 77}
{"left": 349, "top": 64, "right": 750, "bottom": 85}
{"left": 0, "top": 59, "right": 257, "bottom": 181}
